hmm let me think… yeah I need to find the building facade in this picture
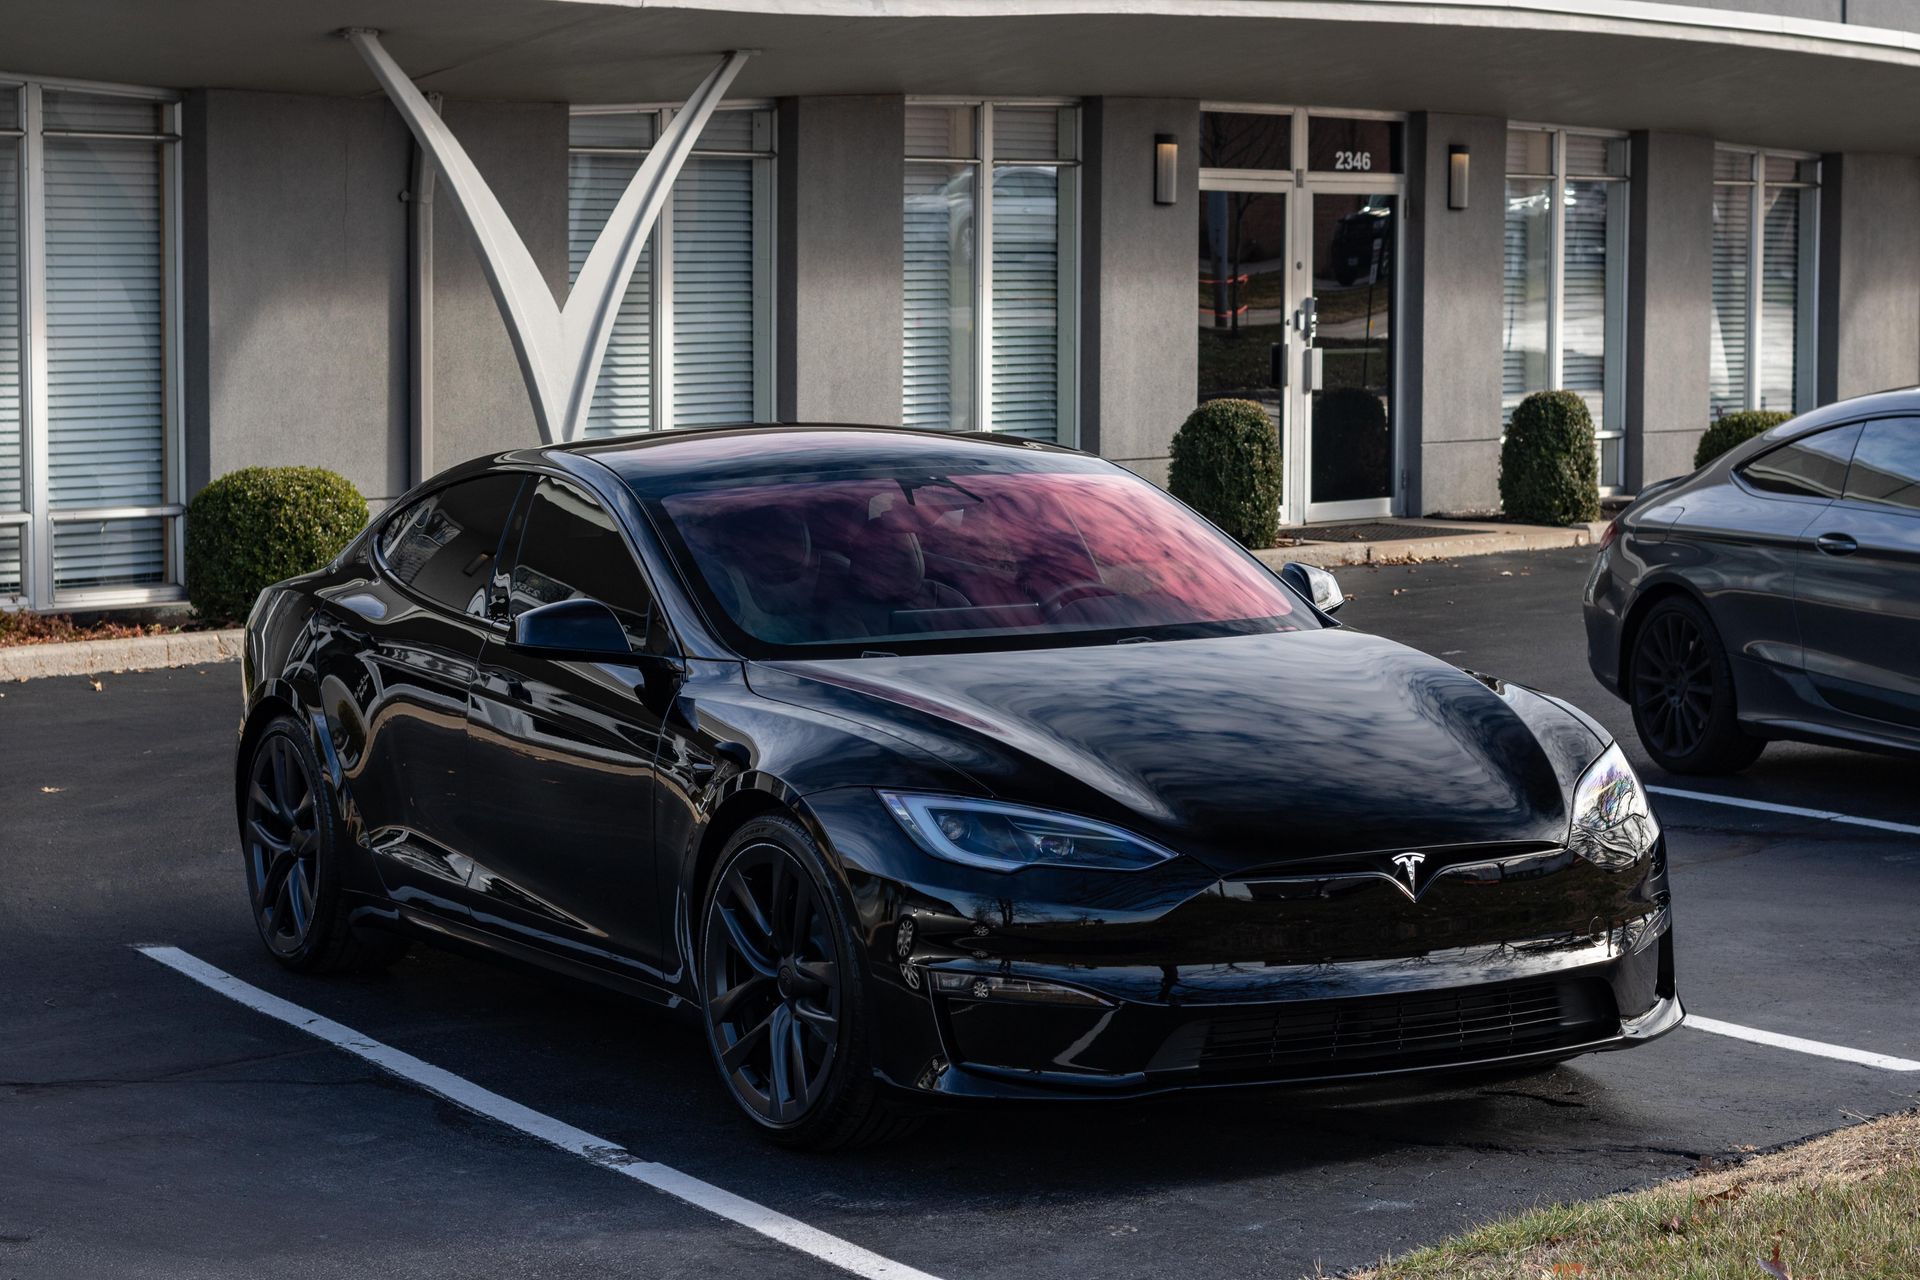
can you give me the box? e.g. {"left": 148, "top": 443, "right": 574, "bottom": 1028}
{"left": 4, "top": 0, "right": 1920, "bottom": 609}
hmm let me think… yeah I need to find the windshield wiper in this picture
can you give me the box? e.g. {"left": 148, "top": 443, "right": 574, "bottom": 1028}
{"left": 896, "top": 474, "right": 984, "bottom": 506}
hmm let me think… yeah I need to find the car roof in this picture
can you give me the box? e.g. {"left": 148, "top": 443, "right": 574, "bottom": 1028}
{"left": 532, "top": 423, "right": 1093, "bottom": 490}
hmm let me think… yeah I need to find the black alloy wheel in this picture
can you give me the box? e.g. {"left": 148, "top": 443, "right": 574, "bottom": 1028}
{"left": 700, "top": 816, "right": 911, "bottom": 1148}
{"left": 241, "top": 717, "right": 405, "bottom": 972}
{"left": 1628, "top": 597, "right": 1764, "bottom": 775}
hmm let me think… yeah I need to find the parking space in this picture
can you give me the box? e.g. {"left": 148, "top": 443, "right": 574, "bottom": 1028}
{"left": 4, "top": 546, "right": 1916, "bottom": 1279}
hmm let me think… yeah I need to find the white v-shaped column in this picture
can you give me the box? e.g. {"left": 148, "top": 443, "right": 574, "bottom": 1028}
{"left": 344, "top": 29, "right": 749, "bottom": 444}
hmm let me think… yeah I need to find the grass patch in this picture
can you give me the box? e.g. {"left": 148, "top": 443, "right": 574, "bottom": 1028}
{"left": 1347, "top": 1109, "right": 1920, "bottom": 1280}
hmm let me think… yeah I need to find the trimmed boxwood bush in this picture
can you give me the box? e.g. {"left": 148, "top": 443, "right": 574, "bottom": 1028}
{"left": 1695, "top": 410, "right": 1790, "bottom": 469}
{"left": 1168, "top": 399, "right": 1283, "bottom": 548}
{"left": 1499, "top": 390, "right": 1600, "bottom": 526}
{"left": 186, "top": 466, "right": 368, "bottom": 623}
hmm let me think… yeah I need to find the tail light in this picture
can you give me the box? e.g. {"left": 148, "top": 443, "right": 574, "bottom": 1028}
{"left": 1598, "top": 518, "right": 1621, "bottom": 552}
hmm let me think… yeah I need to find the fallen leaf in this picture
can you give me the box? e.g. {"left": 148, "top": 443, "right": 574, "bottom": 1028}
{"left": 1759, "top": 1243, "right": 1792, "bottom": 1279}
{"left": 1701, "top": 1184, "right": 1746, "bottom": 1206}
{"left": 87, "top": 676, "right": 102, "bottom": 692}
{"left": 1499, "top": 570, "right": 1513, "bottom": 577}
{"left": 39, "top": 786, "right": 63, "bottom": 794}
{"left": 1659, "top": 1216, "right": 1686, "bottom": 1235}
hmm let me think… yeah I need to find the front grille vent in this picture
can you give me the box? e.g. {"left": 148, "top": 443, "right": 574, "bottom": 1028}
{"left": 1197, "top": 979, "right": 1611, "bottom": 1076}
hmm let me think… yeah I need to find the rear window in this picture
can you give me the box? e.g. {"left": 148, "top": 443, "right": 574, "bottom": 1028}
{"left": 1737, "top": 424, "right": 1861, "bottom": 500}
{"left": 651, "top": 464, "right": 1312, "bottom": 656}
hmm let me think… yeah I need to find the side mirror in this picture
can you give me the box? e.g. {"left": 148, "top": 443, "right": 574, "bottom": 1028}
{"left": 509, "top": 597, "right": 634, "bottom": 661}
{"left": 1279, "top": 561, "right": 1345, "bottom": 615}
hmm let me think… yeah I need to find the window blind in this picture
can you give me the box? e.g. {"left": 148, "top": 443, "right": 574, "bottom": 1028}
{"left": 903, "top": 164, "right": 974, "bottom": 431}
{"left": 1561, "top": 179, "right": 1614, "bottom": 429}
{"left": 45, "top": 135, "right": 166, "bottom": 589}
{"left": 1758, "top": 185, "right": 1801, "bottom": 414}
{"left": 1710, "top": 182, "right": 1752, "bottom": 418}
{"left": 0, "top": 136, "right": 21, "bottom": 514}
{"left": 568, "top": 150, "right": 653, "bottom": 438}
{"left": 671, "top": 156, "right": 757, "bottom": 427}
{"left": 989, "top": 166, "right": 1061, "bottom": 440}
{"left": 1501, "top": 180, "right": 1550, "bottom": 424}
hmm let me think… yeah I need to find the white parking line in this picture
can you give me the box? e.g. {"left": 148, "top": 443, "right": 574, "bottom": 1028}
{"left": 137, "top": 945, "right": 944, "bottom": 1280}
{"left": 1688, "top": 1015, "right": 1920, "bottom": 1072}
{"left": 1647, "top": 785, "right": 1920, "bottom": 838}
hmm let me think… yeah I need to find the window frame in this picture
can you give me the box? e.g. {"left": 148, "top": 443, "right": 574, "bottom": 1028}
{"left": 565, "top": 101, "right": 777, "bottom": 433}
{"left": 902, "top": 98, "right": 1082, "bottom": 446}
{"left": 1, "top": 73, "right": 183, "bottom": 611}
{"left": 1503, "top": 123, "right": 1631, "bottom": 493}
{"left": 1712, "top": 143, "right": 1820, "bottom": 420}
{"left": 372, "top": 472, "right": 530, "bottom": 627}
{"left": 502, "top": 471, "right": 674, "bottom": 655}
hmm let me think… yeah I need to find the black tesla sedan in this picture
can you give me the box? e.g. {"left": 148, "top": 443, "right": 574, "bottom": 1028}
{"left": 1585, "top": 391, "right": 1920, "bottom": 775}
{"left": 238, "top": 426, "right": 1677, "bottom": 1146}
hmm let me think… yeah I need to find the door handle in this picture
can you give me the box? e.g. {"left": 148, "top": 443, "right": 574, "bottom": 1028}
{"left": 1302, "top": 347, "right": 1324, "bottom": 393}
{"left": 1814, "top": 532, "right": 1858, "bottom": 557}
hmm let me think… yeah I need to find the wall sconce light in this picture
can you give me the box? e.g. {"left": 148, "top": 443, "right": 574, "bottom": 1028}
{"left": 1154, "top": 134, "right": 1178, "bottom": 205}
{"left": 1448, "top": 144, "right": 1471, "bottom": 211}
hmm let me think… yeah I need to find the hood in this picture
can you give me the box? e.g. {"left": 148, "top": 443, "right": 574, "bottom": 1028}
{"left": 750, "top": 628, "right": 1598, "bottom": 876}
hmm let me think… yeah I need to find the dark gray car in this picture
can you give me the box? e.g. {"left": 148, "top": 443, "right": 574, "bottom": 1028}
{"left": 1585, "top": 389, "right": 1920, "bottom": 774}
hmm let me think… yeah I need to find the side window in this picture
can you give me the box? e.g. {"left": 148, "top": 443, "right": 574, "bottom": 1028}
{"left": 510, "top": 478, "right": 665, "bottom": 652}
{"left": 1737, "top": 423, "right": 1862, "bottom": 500}
{"left": 377, "top": 474, "right": 524, "bottom": 619}
{"left": 1843, "top": 419, "right": 1920, "bottom": 514}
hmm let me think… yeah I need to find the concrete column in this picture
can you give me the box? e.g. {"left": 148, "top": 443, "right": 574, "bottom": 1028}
{"left": 184, "top": 90, "right": 411, "bottom": 504}
{"left": 775, "top": 96, "right": 904, "bottom": 425}
{"left": 1404, "top": 112, "right": 1505, "bottom": 515}
{"left": 1818, "top": 152, "right": 1920, "bottom": 404}
{"left": 1626, "top": 131, "right": 1714, "bottom": 491}
{"left": 428, "top": 100, "right": 569, "bottom": 470}
{"left": 1078, "top": 98, "right": 1198, "bottom": 486}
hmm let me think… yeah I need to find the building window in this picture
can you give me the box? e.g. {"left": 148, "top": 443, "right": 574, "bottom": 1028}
{"left": 0, "top": 81, "right": 181, "bottom": 610}
{"left": 1503, "top": 127, "right": 1629, "bottom": 489}
{"left": 902, "top": 101, "right": 1079, "bottom": 443}
{"left": 1712, "top": 147, "right": 1818, "bottom": 420}
{"left": 567, "top": 105, "right": 774, "bottom": 435}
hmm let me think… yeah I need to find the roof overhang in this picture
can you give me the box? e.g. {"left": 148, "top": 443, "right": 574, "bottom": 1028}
{"left": 7, "top": 0, "right": 1920, "bottom": 154}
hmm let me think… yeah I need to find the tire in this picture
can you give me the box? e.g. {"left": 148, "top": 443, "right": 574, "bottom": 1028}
{"left": 240, "top": 716, "right": 407, "bottom": 974}
{"left": 1627, "top": 596, "right": 1766, "bottom": 776}
{"left": 698, "top": 815, "right": 917, "bottom": 1149}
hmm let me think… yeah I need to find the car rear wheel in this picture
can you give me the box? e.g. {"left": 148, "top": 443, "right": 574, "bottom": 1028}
{"left": 241, "top": 716, "right": 406, "bottom": 972}
{"left": 1628, "top": 597, "right": 1765, "bottom": 775}
{"left": 700, "top": 816, "right": 916, "bottom": 1149}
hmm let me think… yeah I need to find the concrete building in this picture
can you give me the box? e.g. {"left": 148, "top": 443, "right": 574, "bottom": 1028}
{"left": 4, "top": 0, "right": 1920, "bottom": 610}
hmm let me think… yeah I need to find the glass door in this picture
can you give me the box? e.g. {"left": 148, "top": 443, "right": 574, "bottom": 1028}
{"left": 1197, "top": 182, "right": 1293, "bottom": 523}
{"left": 1303, "top": 190, "right": 1396, "bottom": 521}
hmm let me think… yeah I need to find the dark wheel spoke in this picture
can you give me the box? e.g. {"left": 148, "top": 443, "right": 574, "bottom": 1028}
{"left": 708, "top": 972, "right": 773, "bottom": 1025}
{"left": 716, "top": 904, "right": 779, "bottom": 978}
{"left": 723, "top": 1004, "right": 779, "bottom": 1073}
{"left": 726, "top": 874, "right": 774, "bottom": 943}
{"left": 285, "top": 863, "right": 313, "bottom": 935}
{"left": 765, "top": 1005, "right": 796, "bottom": 1118}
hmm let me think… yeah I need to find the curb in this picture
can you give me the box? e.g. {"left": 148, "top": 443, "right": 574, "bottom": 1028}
{"left": 1254, "top": 522, "right": 1599, "bottom": 571}
{"left": 0, "top": 629, "right": 244, "bottom": 682}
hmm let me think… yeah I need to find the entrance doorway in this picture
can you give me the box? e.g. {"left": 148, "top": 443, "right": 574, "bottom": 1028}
{"left": 1196, "top": 109, "right": 1404, "bottom": 524}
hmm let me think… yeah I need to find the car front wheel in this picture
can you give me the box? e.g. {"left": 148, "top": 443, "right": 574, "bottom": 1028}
{"left": 1628, "top": 597, "right": 1765, "bottom": 775}
{"left": 699, "top": 815, "right": 914, "bottom": 1148}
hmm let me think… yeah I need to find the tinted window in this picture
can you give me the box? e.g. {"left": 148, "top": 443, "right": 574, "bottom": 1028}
{"left": 510, "top": 478, "right": 663, "bottom": 652}
{"left": 378, "top": 474, "right": 524, "bottom": 618}
{"left": 1738, "top": 424, "right": 1861, "bottom": 499}
{"left": 1844, "top": 418, "right": 1920, "bottom": 513}
{"left": 656, "top": 466, "right": 1311, "bottom": 655}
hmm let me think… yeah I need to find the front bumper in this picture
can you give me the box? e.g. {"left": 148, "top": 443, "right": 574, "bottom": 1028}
{"left": 802, "top": 787, "right": 1679, "bottom": 1102}
{"left": 916, "top": 914, "right": 1678, "bottom": 1100}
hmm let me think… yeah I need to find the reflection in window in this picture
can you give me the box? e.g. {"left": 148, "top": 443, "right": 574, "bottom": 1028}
{"left": 1738, "top": 425, "right": 1860, "bottom": 500}
{"left": 1713, "top": 148, "right": 1818, "bottom": 419}
{"left": 1845, "top": 420, "right": 1920, "bottom": 513}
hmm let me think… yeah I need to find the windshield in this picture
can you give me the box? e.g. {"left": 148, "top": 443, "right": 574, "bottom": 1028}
{"left": 652, "top": 464, "right": 1315, "bottom": 656}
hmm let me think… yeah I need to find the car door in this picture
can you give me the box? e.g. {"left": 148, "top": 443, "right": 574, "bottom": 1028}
{"left": 464, "top": 474, "right": 678, "bottom": 980}
{"left": 1793, "top": 416, "right": 1920, "bottom": 732}
{"left": 1692, "top": 422, "right": 1864, "bottom": 674}
{"left": 339, "top": 472, "right": 526, "bottom": 916}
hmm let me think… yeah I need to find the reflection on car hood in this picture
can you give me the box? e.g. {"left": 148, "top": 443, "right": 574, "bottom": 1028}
{"left": 751, "top": 628, "right": 1585, "bottom": 874}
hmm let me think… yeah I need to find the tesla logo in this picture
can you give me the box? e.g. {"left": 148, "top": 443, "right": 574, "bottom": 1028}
{"left": 1391, "top": 852, "right": 1426, "bottom": 895}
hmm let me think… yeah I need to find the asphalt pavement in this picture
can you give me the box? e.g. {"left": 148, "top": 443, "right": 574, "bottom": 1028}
{"left": 2, "top": 546, "right": 1916, "bottom": 1279}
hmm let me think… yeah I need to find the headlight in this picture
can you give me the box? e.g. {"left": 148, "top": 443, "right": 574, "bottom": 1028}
{"left": 878, "top": 792, "right": 1176, "bottom": 873}
{"left": 1568, "top": 742, "right": 1661, "bottom": 869}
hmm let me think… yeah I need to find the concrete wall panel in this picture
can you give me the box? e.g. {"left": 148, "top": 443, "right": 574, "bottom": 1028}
{"left": 1818, "top": 153, "right": 1920, "bottom": 403}
{"left": 186, "top": 90, "right": 410, "bottom": 503}
{"left": 1627, "top": 131, "right": 1714, "bottom": 491}
{"left": 777, "top": 96, "right": 904, "bottom": 425}
{"left": 1080, "top": 97, "right": 1198, "bottom": 483}
{"left": 1405, "top": 112, "right": 1505, "bottom": 514}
